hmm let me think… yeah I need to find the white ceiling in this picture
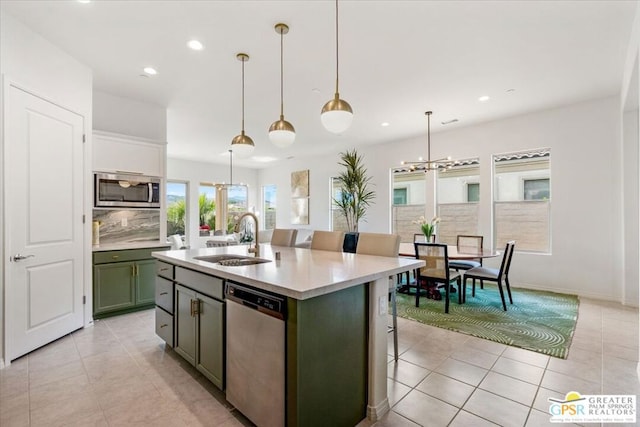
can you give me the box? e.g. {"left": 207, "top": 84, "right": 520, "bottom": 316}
{"left": 1, "top": 0, "right": 636, "bottom": 168}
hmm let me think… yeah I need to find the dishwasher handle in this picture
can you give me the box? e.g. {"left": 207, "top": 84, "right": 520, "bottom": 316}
{"left": 241, "top": 300, "right": 259, "bottom": 311}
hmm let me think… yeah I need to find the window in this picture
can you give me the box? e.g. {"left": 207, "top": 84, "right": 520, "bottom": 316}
{"left": 436, "top": 158, "right": 480, "bottom": 245}
{"left": 199, "top": 184, "right": 216, "bottom": 234}
{"left": 263, "top": 185, "right": 276, "bottom": 230}
{"left": 228, "top": 185, "right": 248, "bottom": 213}
{"left": 390, "top": 170, "right": 426, "bottom": 242}
{"left": 167, "top": 181, "right": 187, "bottom": 237}
{"left": 494, "top": 148, "right": 550, "bottom": 253}
{"left": 331, "top": 177, "right": 348, "bottom": 231}
{"left": 467, "top": 183, "right": 480, "bottom": 202}
{"left": 393, "top": 188, "right": 408, "bottom": 205}
{"left": 524, "top": 178, "right": 550, "bottom": 200}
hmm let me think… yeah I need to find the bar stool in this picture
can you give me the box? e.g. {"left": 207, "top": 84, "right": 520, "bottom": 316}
{"left": 355, "top": 232, "right": 402, "bottom": 361}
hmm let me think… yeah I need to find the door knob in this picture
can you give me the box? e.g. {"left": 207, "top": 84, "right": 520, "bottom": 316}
{"left": 10, "top": 253, "right": 35, "bottom": 262}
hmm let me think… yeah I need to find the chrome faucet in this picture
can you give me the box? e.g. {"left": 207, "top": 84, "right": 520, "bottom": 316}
{"left": 235, "top": 212, "right": 259, "bottom": 256}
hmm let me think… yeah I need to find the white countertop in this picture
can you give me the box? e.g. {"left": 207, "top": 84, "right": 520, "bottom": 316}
{"left": 92, "top": 241, "right": 171, "bottom": 252}
{"left": 152, "top": 244, "right": 424, "bottom": 300}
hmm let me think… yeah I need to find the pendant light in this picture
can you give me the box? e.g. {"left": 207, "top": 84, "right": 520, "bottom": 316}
{"left": 269, "top": 23, "right": 296, "bottom": 148}
{"left": 321, "top": 0, "right": 353, "bottom": 134}
{"left": 400, "top": 111, "right": 455, "bottom": 172}
{"left": 231, "top": 53, "right": 254, "bottom": 158}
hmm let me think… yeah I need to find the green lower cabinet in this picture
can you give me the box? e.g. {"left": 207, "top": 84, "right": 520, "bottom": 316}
{"left": 196, "top": 293, "right": 224, "bottom": 389}
{"left": 93, "top": 262, "right": 136, "bottom": 314}
{"left": 286, "top": 284, "right": 368, "bottom": 427}
{"left": 93, "top": 247, "right": 169, "bottom": 319}
{"left": 136, "top": 259, "right": 157, "bottom": 305}
{"left": 174, "top": 285, "right": 197, "bottom": 365}
{"left": 174, "top": 284, "right": 225, "bottom": 390}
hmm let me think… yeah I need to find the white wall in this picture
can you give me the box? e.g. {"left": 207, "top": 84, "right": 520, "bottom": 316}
{"left": 259, "top": 96, "right": 624, "bottom": 302}
{"left": 0, "top": 12, "right": 93, "bottom": 365}
{"left": 93, "top": 90, "right": 166, "bottom": 142}
{"left": 167, "top": 157, "right": 259, "bottom": 248}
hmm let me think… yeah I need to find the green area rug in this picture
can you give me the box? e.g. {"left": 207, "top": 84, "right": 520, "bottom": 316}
{"left": 395, "top": 284, "right": 579, "bottom": 359}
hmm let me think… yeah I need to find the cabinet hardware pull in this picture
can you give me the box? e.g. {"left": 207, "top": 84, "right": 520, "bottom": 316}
{"left": 160, "top": 324, "right": 168, "bottom": 328}
{"left": 132, "top": 265, "right": 135, "bottom": 276}
{"left": 135, "top": 264, "right": 139, "bottom": 276}
{"left": 194, "top": 300, "right": 201, "bottom": 316}
{"left": 159, "top": 267, "right": 169, "bottom": 271}
{"left": 190, "top": 299, "right": 195, "bottom": 317}
{"left": 160, "top": 292, "right": 168, "bottom": 296}
{"left": 112, "top": 255, "right": 119, "bottom": 259}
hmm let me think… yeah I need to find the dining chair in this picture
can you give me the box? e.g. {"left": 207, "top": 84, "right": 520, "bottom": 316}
{"left": 449, "top": 235, "right": 484, "bottom": 289}
{"left": 414, "top": 243, "right": 463, "bottom": 314}
{"left": 463, "top": 241, "right": 516, "bottom": 311}
{"left": 356, "top": 232, "right": 401, "bottom": 361}
{"left": 310, "top": 230, "right": 345, "bottom": 252}
{"left": 270, "top": 228, "right": 298, "bottom": 247}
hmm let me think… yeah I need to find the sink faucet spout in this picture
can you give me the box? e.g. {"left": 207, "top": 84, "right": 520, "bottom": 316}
{"left": 234, "top": 212, "right": 259, "bottom": 257}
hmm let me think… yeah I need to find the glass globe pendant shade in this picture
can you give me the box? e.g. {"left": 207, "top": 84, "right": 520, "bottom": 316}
{"left": 321, "top": 94, "right": 353, "bottom": 134}
{"left": 268, "top": 116, "right": 296, "bottom": 147}
{"left": 230, "top": 132, "right": 255, "bottom": 158}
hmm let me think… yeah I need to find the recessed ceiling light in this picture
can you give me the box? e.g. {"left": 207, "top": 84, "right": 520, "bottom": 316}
{"left": 506, "top": 88, "right": 515, "bottom": 93}
{"left": 77, "top": 0, "right": 91, "bottom": 3}
{"left": 311, "top": 88, "right": 321, "bottom": 94}
{"left": 478, "top": 95, "right": 490, "bottom": 102}
{"left": 381, "top": 122, "right": 390, "bottom": 127}
{"left": 187, "top": 40, "right": 204, "bottom": 51}
{"left": 143, "top": 67, "right": 157, "bottom": 76}
{"left": 441, "top": 119, "right": 459, "bottom": 125}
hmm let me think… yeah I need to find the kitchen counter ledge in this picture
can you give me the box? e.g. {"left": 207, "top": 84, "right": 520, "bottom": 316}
{"left": 152, "top": 244, "right": 423, "bottom": 300}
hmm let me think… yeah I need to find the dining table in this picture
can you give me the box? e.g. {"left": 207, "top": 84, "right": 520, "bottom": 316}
{"left": 397, "top": 242, "right": 500, "bottom": 297}
{"left": 398, "top": 242, "right": 500, "bottom": 259}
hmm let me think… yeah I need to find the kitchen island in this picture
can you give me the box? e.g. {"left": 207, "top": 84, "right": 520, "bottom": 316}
{"left": 152, "top": 244, "right": 423, "bottom": 427}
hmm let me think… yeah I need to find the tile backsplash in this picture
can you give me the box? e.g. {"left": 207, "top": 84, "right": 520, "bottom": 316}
{"left": 93, "top": 209, "right": 160, "bottom": 244}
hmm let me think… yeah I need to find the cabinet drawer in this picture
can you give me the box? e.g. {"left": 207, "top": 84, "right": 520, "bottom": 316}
{"left": 155, "top": 307, "right": 174, "bottom": 347}
{"left": 155, "top": 276, "right": 174, "bottom": 314}
{"left": 175, "top": 267, "right": 223, "bottom": 300}
{"left": 94, "top": 247, "right": 168, "bottom": 264}
{"left": 156, "top": 261, "right": 174, "bottom": 279}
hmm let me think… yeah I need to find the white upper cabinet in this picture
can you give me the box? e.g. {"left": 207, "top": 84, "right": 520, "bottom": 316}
{"left": 93, "top": 131, "right": 166, "bottom": 177}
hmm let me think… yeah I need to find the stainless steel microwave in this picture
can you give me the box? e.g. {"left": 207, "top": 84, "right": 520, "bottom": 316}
{"left": 94, "top": 173, "right": 161, "bottom": 208}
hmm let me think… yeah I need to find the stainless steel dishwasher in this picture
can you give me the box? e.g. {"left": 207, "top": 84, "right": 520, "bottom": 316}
{"left": 225, "top": 282, "right": 286, "bottom": 427}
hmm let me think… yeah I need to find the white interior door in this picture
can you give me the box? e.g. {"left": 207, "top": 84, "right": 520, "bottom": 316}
{"left": 5, "top": 85, "right": 85, "bottom": 361}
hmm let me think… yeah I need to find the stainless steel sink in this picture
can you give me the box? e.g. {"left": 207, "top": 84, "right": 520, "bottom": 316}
{"left": 194, "top": 254, "right": 271, "bottom": 266}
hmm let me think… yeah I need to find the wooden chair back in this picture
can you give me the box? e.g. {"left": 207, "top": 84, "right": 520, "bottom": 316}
{"left": 271, "top": 228, "right": 298, "bottom": 247}
{"left": 310, "top": 230, "right": 345, "bottom": 252}
{"left": 414, "top": 243, "right": 450, "bottom": 281}
{"left": 356, "top": 232, "right": 401, "bottom": 258}
{"left": 457, "top": 235, "right": 483, "bottom": 253}
{"left": 498, "top": 241, "right": 516, "bottom": 280}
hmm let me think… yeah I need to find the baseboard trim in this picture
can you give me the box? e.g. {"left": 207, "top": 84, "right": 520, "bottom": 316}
{"left": 367, "top": 398, "right": 390, "bottom": 422}
{"left": 509, "top": 282, "right": 622, "bottom": 303}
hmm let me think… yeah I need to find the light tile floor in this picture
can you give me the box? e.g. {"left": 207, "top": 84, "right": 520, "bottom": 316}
{"left": 0, "top": 297, "right": 638, "bottom": 427}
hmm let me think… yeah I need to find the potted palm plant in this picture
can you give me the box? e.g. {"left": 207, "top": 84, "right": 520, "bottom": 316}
{"left": 333, "top": 149, "right": 375, "bottom": 251}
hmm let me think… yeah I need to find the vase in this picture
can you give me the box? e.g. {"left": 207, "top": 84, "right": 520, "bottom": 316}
{"left": 343, "top": 232, "right": 359, "bottom": 253}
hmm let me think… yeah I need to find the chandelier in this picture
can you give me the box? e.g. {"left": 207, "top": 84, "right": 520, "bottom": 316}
{"left": 400, "top": 111, "right": 455, "bottom": 172}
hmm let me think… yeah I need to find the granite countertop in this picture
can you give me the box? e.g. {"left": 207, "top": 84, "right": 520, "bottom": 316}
{"left": 152, "top": 244, "right": 424, "bottom": 300}
{"left": 92, "top": 241, "right": 171, "bottom": 252}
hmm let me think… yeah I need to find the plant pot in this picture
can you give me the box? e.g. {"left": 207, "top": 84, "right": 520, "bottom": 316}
{"left": 343, "top": 232, "right": 359, "bottom": 253}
